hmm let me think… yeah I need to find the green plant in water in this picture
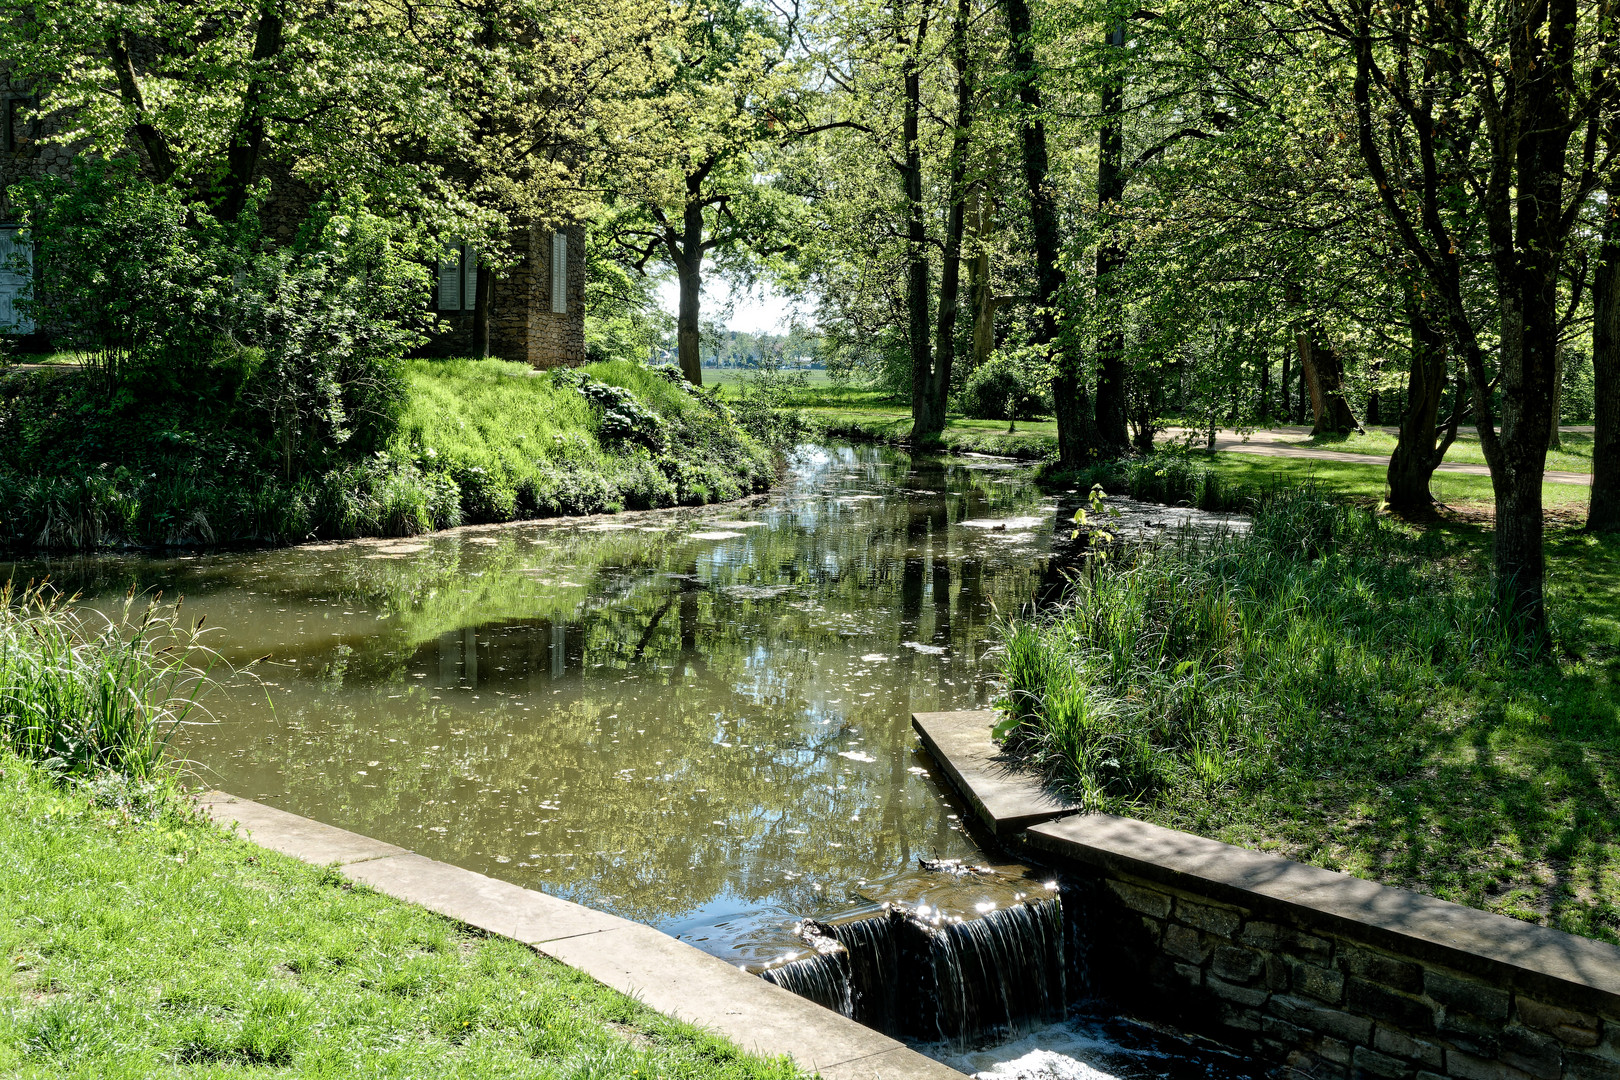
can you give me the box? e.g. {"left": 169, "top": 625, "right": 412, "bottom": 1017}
{"left": 0, "top": 582, "right": 222, "bottom": 780}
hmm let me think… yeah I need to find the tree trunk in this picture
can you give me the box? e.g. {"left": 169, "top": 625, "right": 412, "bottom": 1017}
{"left": 1289, "top": 289, "right": 1360, "bottom": 435}
{"left": 675, "top": 243, "right": 704, "bottom": 387}
{"left": 968, "top": 185, "right": 993, "bottom": 373}
{"left": 1258, "top": 346, "right": 1270, "bottom": 421}
{"left": 1000, "top": 0, "right": 1097, "bottom": 467}
{"left": 903, "top": 9, "right": 937, "bottom": 440}
{"left": 471, "top": 265, "right": 493, "bottom": 359}
{"left": 1278, "top": 334, "right": 1290, "bottom": 424}
{"left": 1593, "top": 187, "right": 1620, "bottom": 532}
{"left": 1548, "top": 344, "right": 1565, "bottom": 450}
{"left": 927, "top": 0, "right": 973, "bottom": 439}
{"left": 1092, "top": 18, "right": 1130, "bottom": 456}
{"left": 216, "top": 7, "right": 284, "bottom": 222}
{"left": 1386, "top": 299, "right": 1456, "bottom": 514}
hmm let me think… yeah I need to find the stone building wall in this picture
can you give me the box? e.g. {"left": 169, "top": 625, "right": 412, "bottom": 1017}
{"left": 1023, "top": 818, "right": 1620, "bottom": 1080}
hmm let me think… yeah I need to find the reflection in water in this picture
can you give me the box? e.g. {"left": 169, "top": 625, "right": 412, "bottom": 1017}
{"left": 5, "top": 445, "right": 1070, "bottom": 959}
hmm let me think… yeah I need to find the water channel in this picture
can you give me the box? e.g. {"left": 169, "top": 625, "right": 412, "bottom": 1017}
{"left": 6, "top": 443, "right": 1250, "bottom": 1078}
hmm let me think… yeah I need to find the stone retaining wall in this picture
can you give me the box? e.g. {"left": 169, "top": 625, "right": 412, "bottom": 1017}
{"left": 1021, "top": 814, "right": 1620, "bottom": 1080}
{"left": 1073, "top": 870, "right": 1618, "bottom": 1080}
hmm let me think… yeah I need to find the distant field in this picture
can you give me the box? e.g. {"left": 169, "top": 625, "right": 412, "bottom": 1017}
{"left": 698, "top": 366, "right": 836, "bottom": 388}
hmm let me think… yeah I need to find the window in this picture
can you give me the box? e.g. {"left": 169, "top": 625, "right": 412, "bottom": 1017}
{"left": 436, "top": 242, "right": 478, "bottom": 313}
{"left": 550, "top": 230, "right": 567, "bottom": 314}
{"left": 0, "top": 225, "right": 35, "bottom": 334}
{"left": 4, "top": 97, "right": 35, "bottom": 153}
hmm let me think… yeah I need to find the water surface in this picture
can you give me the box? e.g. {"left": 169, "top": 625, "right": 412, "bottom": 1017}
{"left": 10, "top": 445, "right": 1076, "bottom": 959}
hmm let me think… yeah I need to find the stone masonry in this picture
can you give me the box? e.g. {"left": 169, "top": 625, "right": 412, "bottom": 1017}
{"left": 1069, "top": 870, "right": 1620, "bottom": 1080}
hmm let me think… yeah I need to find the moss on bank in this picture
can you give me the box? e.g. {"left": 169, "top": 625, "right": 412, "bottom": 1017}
{"left": 0, "top": 758, "right": 804, "bottom": 1079}
{"left": 0, "top": 358, "right": 774, "bottom": 552}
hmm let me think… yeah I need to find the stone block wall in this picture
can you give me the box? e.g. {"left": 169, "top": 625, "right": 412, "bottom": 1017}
{"left": 1064, "top": 869, "right": 1620, "bottom": 1080}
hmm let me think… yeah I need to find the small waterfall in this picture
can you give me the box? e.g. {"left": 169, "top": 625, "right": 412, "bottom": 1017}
{"left": 906, "top": 898, "right": 1067, "bottom": 1045}
{"left": 759, "top": 925, "right": 854, "bottom": 1016}
{"left": 755, "top": 894, "right": 1065, "bottom": 1049}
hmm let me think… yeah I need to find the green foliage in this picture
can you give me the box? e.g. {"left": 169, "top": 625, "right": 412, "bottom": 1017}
{"left": 958, "top": 354, "right": 1051, "bottom": 421}
{"left": 0, "top": 356, "right": 775, "bottom": 550}
{"left": 998, "top": 488, "right": 1531, "bottom": 809}
{"left": 0, "top": 583, "right": 218, "bottom": 781}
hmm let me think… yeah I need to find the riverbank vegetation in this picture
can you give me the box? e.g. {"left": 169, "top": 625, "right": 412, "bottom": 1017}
{"left": 999, "top": 489, "right": 1620, "bottom": 942}
{"left": 0, "top": 355, "right": 773, "bottom": 552}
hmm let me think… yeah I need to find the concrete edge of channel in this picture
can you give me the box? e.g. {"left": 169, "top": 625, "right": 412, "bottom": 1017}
{"left": 911, "top": 710, "right": 1620, "bottom": 1016}
{"left": 197, "top": 791, "right": 969, "bottom": 1080}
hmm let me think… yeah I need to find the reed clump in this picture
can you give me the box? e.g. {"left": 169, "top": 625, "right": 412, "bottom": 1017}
{"left": 999, "top": 487, "right": 1530, "bottom": 809}
{"left": 0, "top": 582, "right": 217, "bottom": 781}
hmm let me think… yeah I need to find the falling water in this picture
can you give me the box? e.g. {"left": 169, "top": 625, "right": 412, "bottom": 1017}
{"left": 755, "top": 894, "right": 1066, "bottom": 1049}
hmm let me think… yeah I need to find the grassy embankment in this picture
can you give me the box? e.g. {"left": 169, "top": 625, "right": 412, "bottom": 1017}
{"left": 0, "top": 357, "right": 774, "bottom": 551}
{"left": 1000, "top": 475, "right": 1620, "bottom": 944}
{"left": 0, "top": 585, "right": 803, "bottom": 1079}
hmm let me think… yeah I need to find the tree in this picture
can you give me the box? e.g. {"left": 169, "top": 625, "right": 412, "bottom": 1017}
{"left": 599, "top": 0, "right": 800, "bottom": 386}
{"left": 2, "top": 0, "right": 465, "bottom": 225}
{"left": 1320, "top": 0, "right": 1620, "bottom": 635}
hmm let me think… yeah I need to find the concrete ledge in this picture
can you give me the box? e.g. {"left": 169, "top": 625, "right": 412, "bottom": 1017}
{"left": 911, "top": 711, "right": 1078, "bottom": 836}
{"left": 1029, "top": 813, "right": 1620, "bottom": 1013}
{"left": 199, "top": 791, "right": 409, "bottom": 865}
{"left": 204, "top": 792, "right": 965, "bottom": 1078}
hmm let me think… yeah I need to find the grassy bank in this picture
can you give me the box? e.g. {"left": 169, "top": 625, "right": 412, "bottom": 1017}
{"left": 1000, "top": 488, "right": 1620, "bottom": 943}
{"left": 0, "top": 582, "right": 802, "bottom": 1079}
{"left": 0, "top": 757, "right": 803, "bottom": 1079}
{"left": 0, "top": 358, "right": 775, "bottom": 552}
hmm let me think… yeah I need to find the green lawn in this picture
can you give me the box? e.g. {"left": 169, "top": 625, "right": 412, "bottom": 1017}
{"left": 0, "top": 759, "right": 804, "bottom": 1079}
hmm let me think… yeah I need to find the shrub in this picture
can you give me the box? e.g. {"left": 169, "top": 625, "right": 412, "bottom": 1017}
{"left": 958, "top": 355, "right": 1050, "bottom": 421}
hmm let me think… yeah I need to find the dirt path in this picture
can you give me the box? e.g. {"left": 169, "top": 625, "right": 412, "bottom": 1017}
{"left": 1164, "top": 427, "right": 1592, "bottom": 487}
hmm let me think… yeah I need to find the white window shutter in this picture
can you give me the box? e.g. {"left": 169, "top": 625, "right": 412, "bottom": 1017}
{"left": 437, "top": 244, "right": 463, "bottom": 311}
{"left": 0, "top": 227, "right": 34, "bottom": 334}
{"left": 551, "top": 231, "right": 567, "bottom": 314}
{"left": 463, "top": 246, "right": 478, "bottom": 310}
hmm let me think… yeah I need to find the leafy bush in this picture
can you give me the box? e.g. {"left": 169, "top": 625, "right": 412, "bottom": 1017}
{"left": 958, "top": 355, "right": 1050, "bottom": 421}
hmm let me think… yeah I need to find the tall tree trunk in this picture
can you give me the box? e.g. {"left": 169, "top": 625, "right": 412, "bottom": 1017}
{"left": 1548, "top": 345, "right": 1565, "bottom": 450}
{"left": 1092, "top": 18, "right": 1130, "bottom": 455}
{"left": 1386, "top": 298, "right": 1458, "bottom": 514}
{"left": 216, "top": 5, "right": 284, "bottom": 222}
{"left": 1000, "top": 0, "right": 1098, "bottom": 466}
{"left": 968, "top": 174, "right": 996, "bottom": 372}
{"left": 1588, "top": 178, "right": 1620, "bottom": 532}
{"left": 903, "top": 9, "right": 937, "bottom": 439}
{"left": 1278, "top": 333, "right": 1290, "bottom": 425}
{"left": 674, "top": 215, "right": 704, "bottom": 386}
{"left": 1258, "top": 346, "right": 1270, "bottom": 421}
{"left": 927, "top": 0, "right": 973, "bottom": 439}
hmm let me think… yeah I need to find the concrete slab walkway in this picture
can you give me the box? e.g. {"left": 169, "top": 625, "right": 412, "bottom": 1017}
{"left": 198, "top": 792, "right": 966, "bottom": 1079}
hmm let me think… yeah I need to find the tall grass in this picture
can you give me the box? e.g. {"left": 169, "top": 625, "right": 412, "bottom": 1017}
{"left": 999, "top": 487, "right": 1531, "bottom": 809}
{"left": 0, "top": 582, "right": 218, "bottom": 779}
